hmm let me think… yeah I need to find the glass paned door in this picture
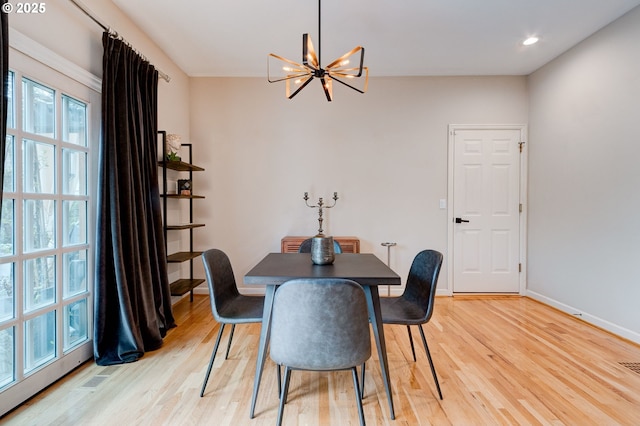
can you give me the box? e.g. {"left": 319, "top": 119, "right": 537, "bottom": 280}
{"left": 0, "top": 52, "right": 97, "bottom": 412}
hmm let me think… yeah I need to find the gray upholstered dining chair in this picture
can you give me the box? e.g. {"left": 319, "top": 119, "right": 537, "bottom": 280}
{"left": 199, "top": 248, "right": 265, "bottom": 397}
{"left": 379, "top": 249, "right": 444, "bottom": 400}
{"left": 298, "top": 238, "right": 343, "bottom": 254}
{"left": 270, "top": 278, "right": 370, "bottom": 426}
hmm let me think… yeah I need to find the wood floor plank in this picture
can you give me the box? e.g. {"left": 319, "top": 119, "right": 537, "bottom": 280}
{"left": 2, "top": 295, "right": 640, "bottom": 425}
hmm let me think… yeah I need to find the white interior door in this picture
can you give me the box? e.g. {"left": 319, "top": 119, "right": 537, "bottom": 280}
{"left": 451, "top": 127, "right": 523, "bottom": 293}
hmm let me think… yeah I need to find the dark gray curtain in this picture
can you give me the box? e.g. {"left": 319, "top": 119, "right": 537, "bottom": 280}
{"left": 94, "top": 32, "right": 175, "bottom": 365}
{"left": 0, "top": 2, "right": 8, "bottom": 202}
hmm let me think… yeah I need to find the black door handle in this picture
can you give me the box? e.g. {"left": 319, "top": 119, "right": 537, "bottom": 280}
{"left": 455, "top": 217, "right": 470, "bottom": 224}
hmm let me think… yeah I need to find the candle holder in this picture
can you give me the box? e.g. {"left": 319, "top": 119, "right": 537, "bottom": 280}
{"left": 303, "top": 192, "right": 339, "bottom": 265}
{"left": 303, "top": 191, "right": 338, "bottom": 236}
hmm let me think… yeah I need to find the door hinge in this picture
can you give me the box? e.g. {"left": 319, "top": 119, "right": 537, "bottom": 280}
{"left": 519, "top": 203, "right": 523, "bottom": 213}
{"left": 519, "top": 263, "right": 522, "bottom": 273}
{"left": 519, "top": 141, "right": 525, "bottom": 153}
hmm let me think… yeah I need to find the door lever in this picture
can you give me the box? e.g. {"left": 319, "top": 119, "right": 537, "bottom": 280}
{"left": 455, "top": 217, "right": 470, "bottom": 224}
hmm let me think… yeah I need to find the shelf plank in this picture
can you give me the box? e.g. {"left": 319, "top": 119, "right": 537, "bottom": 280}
{"left": 167, "top": 251, "right": 203, "bottom": 263}
{"left": 170, "top": 278, "right": 206, "bottom": 296}
{"left": 161, "top": 194, "right": 205, "bottom": 199}
{"left": 158, "top": 160, "right": 204, "bottom": 172}
{"left": 166, "top": 223, "right": 205, "bottom": 230}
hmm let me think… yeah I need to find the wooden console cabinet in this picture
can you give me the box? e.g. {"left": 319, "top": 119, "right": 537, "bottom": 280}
{"left": 281, "top": 236, "right": 360, "bottom": 254}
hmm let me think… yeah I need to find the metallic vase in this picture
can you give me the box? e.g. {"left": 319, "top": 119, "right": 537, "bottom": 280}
{"left": 311, "top": 235, "right": 335, "bottom": 265}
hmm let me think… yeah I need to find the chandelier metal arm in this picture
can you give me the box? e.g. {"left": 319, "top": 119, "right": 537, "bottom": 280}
{"left": 317, "top": 0, "right": 322, "bottom": 67}
{"left": 288, "top": 76, "right": 315, "bottom": 99}
{"left": 267, "top": 0, "right": 367, "bottom": 101}
{"left": 326, "top": 46, "right": 366, "bottom": 77}
{"left": 302, "top": 34, "right": 319, "bottom": 69}
{"left": 328, "top": 73, "right": 367, "bottom": 94}
{"left": 319, "top": 77, "right": 332, "bottom": 101}
{"left": 267, "top": 54, "right": 310, "bottom": 83}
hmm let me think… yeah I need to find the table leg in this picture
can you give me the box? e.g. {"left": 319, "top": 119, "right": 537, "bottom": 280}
{"left": 364, "top": 285, "right": 396, "bottom": 420}
{"left": 249, "top": 285, "right": 276, "bottom": 418}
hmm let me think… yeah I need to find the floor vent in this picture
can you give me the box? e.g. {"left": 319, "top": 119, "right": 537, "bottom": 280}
{"left": 619, "top": 362, "right": 640, "bottom": 374}
{"left": 82, "top": 376, "right": 108, "bottom": 388}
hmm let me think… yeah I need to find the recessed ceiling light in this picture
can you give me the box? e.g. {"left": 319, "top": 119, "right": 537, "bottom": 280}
{"left": 523, "top": 36, "right": 539, "bottom": 46}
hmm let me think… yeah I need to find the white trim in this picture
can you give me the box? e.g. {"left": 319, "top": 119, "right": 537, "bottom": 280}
{"left": 446, "top": 124, "right": 528, "bottom": 296}
{"left": 526, "top": 290, "right": 640, "bottom": 345}
{"left": 9, "top": 28, "right": 101, "bottom": 93}
{"left": 519, "top": 126, "right": 528, "bottom": 295}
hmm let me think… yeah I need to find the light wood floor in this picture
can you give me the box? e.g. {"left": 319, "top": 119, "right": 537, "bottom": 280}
{"left": 3, "top": 295, "right": 640, "bottom": 425}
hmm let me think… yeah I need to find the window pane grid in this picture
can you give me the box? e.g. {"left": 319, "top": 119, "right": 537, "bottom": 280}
{"left": 24, "top": 256, "right": 56, "bottom": 313}
{"left": 63, "top": 299, "right": 87, "bottom": 351}
{"left": 1, "top": 69, "right": 92, "bottom": 388}
{"left": 0, "top": 199, "right": 15, "bottom": 258}
{"left": 23, "top": 199, "right": 56, "bottom": 254}
{"left": 62, "top": 148, "right": 87, "bottom": 196}
{"left": 3, "top": 136, "right": 14, "bottom": 193}
{"left": 22, "top": 139, "right": 55, "bottom": 194}
{"left": 63, "top": 250, "right": 87, "bottom": 298}
{"left": 63, "top": 201, "right": 87, "bottom": 247}
{"left": 62, "top": 95, "right": 87, "bottom": 147}
{"left": 24, "top": 311, "right": 55, "bottom": 373}
{"left": 0, "top": 327, "right": 14, "bottom": 387}
{"left": 0, "top": 263, "right": 14, "bottom": 323}
{"left": 6, "top": 71, "right": 14, "bottom": 130}
{"left": 22, "top": 78, "right": 55, "bottom": 139}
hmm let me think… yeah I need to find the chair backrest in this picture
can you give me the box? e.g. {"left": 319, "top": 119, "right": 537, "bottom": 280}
{"left": 270, "top": 278, "right": 371, "bottom": 371}
{"left": 201, "top": 248, "right": 241, "bottom": 322}
{"left": 403, "top": 249, "right": 443, "bottom": 323}
{"left": 298, "top": 238, "right": 343, "bottom": 254}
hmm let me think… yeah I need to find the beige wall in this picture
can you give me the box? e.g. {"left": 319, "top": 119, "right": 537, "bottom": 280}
{"left": 189, "top": 76, "right": 528, "bottom": 294}
{"left": 527, "top": 6, "right": 640, "bottom": 341}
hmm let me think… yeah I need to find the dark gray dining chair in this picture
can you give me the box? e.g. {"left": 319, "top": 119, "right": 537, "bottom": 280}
{"left": 199, "top": 248, "right": 264, "bottom": 397}
{"left": 270, "top": 278, "right": 370, "bottom": 426}
{"left": 298, "top": 238, "right": 343, "bottom": 254}
{"left": 379, "top": 249, "right": 444, "bottom": 400}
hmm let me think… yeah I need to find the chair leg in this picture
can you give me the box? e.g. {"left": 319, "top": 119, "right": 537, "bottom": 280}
{"left": 200, "top": 323, "right": 226, "bottom": 397}
{"left": 277, "top": 364, "right": 282, "bottom": 398}
{"left": 407, "top": 325, "right": 417, "bottom": 362}
{"left": 224, "top": 324, "right": 236, "bottom": 359}
{"left": 276, "top": 364, "right": 290, "bottom": 404}
{"left": 418, "top": 324, "right": 443, "bottom": 400}
{"left": 352, "top": 367, "right": 366, "bottom": 426}
{"left": 360, "top": 362, "right": 366, "bottom": 399}
{"left": 276, "top": 367, "right": 292, "bottom": 426}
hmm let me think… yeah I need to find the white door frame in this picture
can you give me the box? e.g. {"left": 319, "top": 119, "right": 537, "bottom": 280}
{"left": 446, "top": 124, "right": 528, "bottom": 295}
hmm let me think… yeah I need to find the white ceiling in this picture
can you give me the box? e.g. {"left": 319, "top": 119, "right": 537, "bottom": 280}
{"left": 112, "top": 0, "right": 640, "bottom": 77}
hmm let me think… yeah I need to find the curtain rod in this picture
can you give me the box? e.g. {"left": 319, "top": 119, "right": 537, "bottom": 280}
{"left": 69, "top": 0, "right": 171, "bottom": 82}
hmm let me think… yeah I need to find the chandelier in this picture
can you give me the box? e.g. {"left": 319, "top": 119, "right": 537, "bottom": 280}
{"left": 267, "top": 0, "right": 368, "bottom": 102}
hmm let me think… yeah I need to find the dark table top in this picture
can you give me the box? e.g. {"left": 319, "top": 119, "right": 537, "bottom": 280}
{"left": 244, "top": 253, "right": 401, "bottom": 286}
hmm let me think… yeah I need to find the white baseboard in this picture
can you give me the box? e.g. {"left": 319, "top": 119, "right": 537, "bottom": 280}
{"left": 526, "top": 290, "right": 640, "bottom": 345}
{"left": 184, "top": 287, "right": 639, "bottom": 344}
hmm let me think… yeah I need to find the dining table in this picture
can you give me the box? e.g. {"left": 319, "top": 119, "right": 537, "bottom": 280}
{"left": 244, "top": 252, "right": 401, "bottom": 420}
